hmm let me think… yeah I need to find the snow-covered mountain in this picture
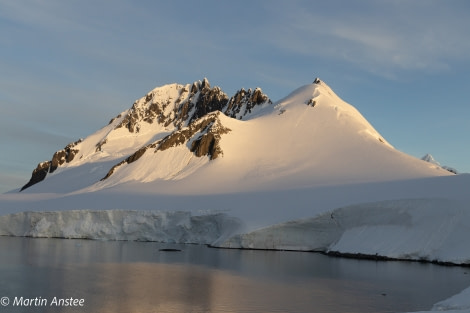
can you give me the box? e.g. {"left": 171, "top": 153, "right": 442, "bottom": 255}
{"left": 19, "top": 78, "right": 451, "bottom": 194}
{"left": 20, "top": 78, "right": 272, "bottom": 192}
{"left": 422, "top": 153, "right": 458, "bottom": 174}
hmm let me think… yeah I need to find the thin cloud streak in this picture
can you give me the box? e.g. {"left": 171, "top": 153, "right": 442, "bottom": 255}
{"left": 258, "top": 1, "right": 470, "bottom": 77}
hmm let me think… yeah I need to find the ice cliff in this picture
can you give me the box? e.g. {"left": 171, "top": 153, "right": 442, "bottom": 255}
{"left": 0, "top": 210, "right": 241, "bottom": 244}
{"left": 1, "top": 197, "right": 469, "bottom": 266}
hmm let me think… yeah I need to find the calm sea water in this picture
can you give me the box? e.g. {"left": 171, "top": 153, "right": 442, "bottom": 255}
{"left": 0, "top": 237, "right": 469, "bottom": 313}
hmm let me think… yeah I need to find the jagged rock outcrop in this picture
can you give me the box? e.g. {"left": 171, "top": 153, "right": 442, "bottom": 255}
{"left": 101, "top": 145, "right": 152, "bottom": 181}
{"left": 186, "top": 79, "right": 229, "bottom": 123}
{"left": 21, "top": 140, "right": 82, "bottom": 191}
{"left": 20, "top": 161, "right": 51, "bottom": 191}
{"left": 113, "top": 78, "right": 232, "bottom": 133}
{"left": 224, "top": 88, "right": 272, "bottom": 119}
{"left": 101, "top": 112, "right": 230, "bottom": 181}
{"left": 112, "top": 78, "right": 270, "bottom": 135}
{"left": 50, "top": 141, "right": 81, "bottom": 173}
{"left": 157, "top": 111, "right": 230, "bottom": 157}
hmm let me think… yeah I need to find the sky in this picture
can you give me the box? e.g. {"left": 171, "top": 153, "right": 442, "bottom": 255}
{"left": 1, "top": 0, "right": 469, "bottom": 193}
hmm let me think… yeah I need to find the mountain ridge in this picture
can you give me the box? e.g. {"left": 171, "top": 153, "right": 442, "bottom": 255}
{"left": 20, "top": 78, "right": 452, "bottom": 193}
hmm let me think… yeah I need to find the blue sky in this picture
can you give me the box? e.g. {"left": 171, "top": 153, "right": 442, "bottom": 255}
{"left": 1, "top": 0, "right": 469, "bottom": 193}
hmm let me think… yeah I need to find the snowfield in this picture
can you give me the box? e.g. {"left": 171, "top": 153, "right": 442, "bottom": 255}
{"left": 1, "top": 79, "right": 469, "bottom": 312}
{"left": 1, "top": 174, "right": 469, "bottom": 266}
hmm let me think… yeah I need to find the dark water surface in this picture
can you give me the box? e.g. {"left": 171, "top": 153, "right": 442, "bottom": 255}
{"left": 0, "top": 237, "right": 469, "bottom": 313}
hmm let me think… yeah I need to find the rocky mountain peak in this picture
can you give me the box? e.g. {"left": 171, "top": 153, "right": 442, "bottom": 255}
{"left": 20, "top": 78, "right": 271, "bottom": 191}
{"left": 200, "top": 77, "right": 210, "bottom": 90}
{"left": 225, "top": 87, "right": 271, "bottom": 119}
{"left": 112, "top": 78, "right": 262, "bottom": 133}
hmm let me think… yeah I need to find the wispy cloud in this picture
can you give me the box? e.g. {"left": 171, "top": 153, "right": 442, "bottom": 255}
{"left": 257, "top": 0, "right": 470, "bottom": 78}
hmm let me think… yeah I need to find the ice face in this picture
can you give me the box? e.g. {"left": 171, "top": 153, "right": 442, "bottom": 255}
{"left": 0, "top": 210, "right": 242, "bottom": 244}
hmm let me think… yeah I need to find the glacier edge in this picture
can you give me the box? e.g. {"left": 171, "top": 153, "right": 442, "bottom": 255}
{"left": 1, "top": 198, "right": 469, "bottom": 265}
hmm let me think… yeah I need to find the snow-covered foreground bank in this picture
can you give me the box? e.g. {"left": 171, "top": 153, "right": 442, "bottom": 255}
{"left": 406, "top": 287, "right": 470, "bottom": 313}
{"left": 1, "top": 174, "right": 470, "bottom": 265}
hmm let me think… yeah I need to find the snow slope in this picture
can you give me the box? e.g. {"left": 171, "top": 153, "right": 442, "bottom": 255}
{"left": 105, "top": 81, "right": 451, "bottom": 192}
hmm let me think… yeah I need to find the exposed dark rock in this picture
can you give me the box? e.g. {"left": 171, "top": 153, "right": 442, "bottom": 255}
{"left": 113, "top": 79, "right": 229, "bottom": 133}
{"left": 108, "top": 113, "right": 122, "bottom": 125}
{"left": 113, "top": 78, "right": 269, "bottom": 133}
{"left": 127, "top": 146, "right": 150, "bottom": 163}
{"left": 20, "top": 139, "right": 82, "bottom": 191}
{"left": 191, "top": 81, "right": 199, "bottom": 93}
{"left": 20, "top": 161, "right": 51, "bottom": 191}
{"left": 115, "top": 101, "right": 142, "bottom": 132}
{"left": 172, "top": 79, "right": 230, "bottom": 127}
{"left": 156, "top": 129, "right": 192, "bottom": 151}
{"left": 49, "top": 141, "right": 81, "bottom": 173}
{"left": 95, "top": 139, "right": 108, "bottom": 152}
{"left": 101, "top": 162, "right": 122, "bottom": 181}
{"left": 101, "top": 112, "right": 231, "bottom": 181}
{"left": 101, "top": 145, "right": 155, "bottom": 181}
{"left": 191, "top": 132, "right": 219, "bottom": 159}
{"left": 156, "top": 112, "right": 230, "bottom": 159}
{"left": 443, "top": 166, "right": 458, "bottom": 174}
{"left": 306, "top": 98, "right": 317, "bottom": 107}
{"left": 225, "top": 87, "right": 271, "bottom": 119}
{"left": 49, "top": 150, "right": 66, "bottom": 173}
{"left": 188, "top": 86, "right": 229, "bottom": 123}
